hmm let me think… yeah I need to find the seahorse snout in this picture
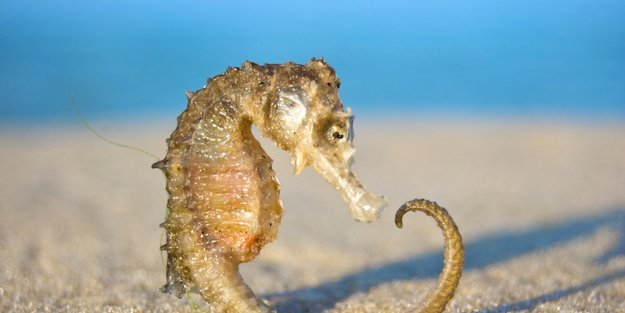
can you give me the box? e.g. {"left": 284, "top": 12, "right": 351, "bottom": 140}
{"left": 348, "top": 190, "right": 388, "bottom": 222}
{"left": 308, "top": 149, "right": 388, "bottom": 222}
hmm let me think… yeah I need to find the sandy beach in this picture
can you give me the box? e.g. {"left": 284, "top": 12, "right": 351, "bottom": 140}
{"left": 1, "top": 118, "right": 624, "bottom": 312}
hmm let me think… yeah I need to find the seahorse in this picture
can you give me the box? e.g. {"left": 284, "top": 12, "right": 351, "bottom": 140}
{"left": 152, "top": 59, "right": 464, "bottom": 313}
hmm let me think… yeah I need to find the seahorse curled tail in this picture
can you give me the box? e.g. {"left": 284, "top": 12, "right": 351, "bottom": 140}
{"left": 395, "top": 199, "right": 464, "bottom": 313}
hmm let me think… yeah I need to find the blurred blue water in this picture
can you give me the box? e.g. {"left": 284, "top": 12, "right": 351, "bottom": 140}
{"left": 1, "top": 0, "right": 624, "bottom": 123}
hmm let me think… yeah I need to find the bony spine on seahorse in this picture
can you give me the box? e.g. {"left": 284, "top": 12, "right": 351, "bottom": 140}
{"left": 153, "top": 58, "right": 464, "bottom": 313}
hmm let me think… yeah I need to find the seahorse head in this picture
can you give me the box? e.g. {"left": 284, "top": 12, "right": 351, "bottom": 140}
{"left": 259, "top": 58, "right": 388, "bottom": 222}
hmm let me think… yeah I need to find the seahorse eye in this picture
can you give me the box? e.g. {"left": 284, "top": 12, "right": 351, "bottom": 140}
{"left": 326, "top": 123, "right": 347, "bottom": 144}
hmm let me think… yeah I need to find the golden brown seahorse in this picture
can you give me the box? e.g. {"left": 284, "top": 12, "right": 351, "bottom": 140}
{"left": 152, "top": 59, "right": 464, "bottom": 313}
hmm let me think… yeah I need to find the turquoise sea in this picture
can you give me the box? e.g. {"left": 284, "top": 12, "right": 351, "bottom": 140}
{"left": 1, "top": 0, "right": 624, "bottom": 123}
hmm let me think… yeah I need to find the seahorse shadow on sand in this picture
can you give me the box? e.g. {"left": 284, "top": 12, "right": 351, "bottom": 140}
{"left": 264, "top": 208, "right": 625, "bottom": 312}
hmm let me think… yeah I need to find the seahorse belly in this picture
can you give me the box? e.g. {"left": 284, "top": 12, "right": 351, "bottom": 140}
{"left": 183, "top": 153, "right": 281, "bottom": 261}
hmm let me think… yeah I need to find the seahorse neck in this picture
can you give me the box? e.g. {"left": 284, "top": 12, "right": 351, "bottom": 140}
{"left": 166, "top": 66, "right": 273, "bottom": 164}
